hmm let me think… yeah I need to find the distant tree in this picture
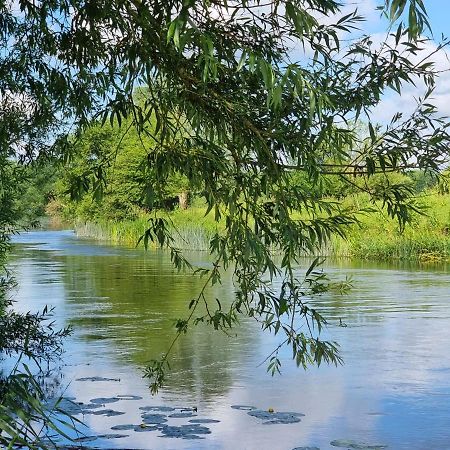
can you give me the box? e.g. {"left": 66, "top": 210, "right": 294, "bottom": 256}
{"left": 13, "top": 160, "right": 60, "bottom": 226}
{"left": 57, "top": 120, "right": 192, "bottom": 220}
{"left": 407, "top": 169, "right": 438, "bottom": 193}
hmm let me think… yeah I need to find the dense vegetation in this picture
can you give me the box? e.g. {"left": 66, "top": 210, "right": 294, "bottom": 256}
{"left": 29, "top": 141, "right": 447, "bottom": 263}
{"left": 13, "top": 113, "right": 443, "bottom": 263}
{"left": 15, "top": 118, "right": 444, "bottom": 262}
{"left": 2, "top": 2, "right": 450, "bottom": 445}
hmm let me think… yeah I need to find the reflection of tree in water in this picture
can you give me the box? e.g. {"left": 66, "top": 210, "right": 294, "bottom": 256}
{"left": 62, "top": 250, "right": 259, "bottom": 399}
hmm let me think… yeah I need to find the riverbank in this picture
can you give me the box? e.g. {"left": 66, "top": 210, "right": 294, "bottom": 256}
{"left": 67, "top": 192, "right": 450, "bottom": 261}
{"left": 74, "top": 203, "right": 219, "bottom": 251}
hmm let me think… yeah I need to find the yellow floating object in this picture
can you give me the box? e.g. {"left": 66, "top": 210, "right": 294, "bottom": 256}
{"left": 268, "top": 408, "right": 274, "bottom": 413}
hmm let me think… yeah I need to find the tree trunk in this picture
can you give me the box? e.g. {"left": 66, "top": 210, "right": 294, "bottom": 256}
{"left": 178, "top": 191, "right": 189, "bottom": 210}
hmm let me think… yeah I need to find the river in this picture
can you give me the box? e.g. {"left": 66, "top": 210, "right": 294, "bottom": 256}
{"left": 9, "top": 230, "right": 450, "bottom": 449}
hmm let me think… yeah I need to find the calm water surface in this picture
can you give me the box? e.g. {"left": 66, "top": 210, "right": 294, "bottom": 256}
{"left": 9, "top": 230, "right": 450, "bottom": 449}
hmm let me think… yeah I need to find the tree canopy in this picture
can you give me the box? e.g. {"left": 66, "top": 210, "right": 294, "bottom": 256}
{"left": 1, "top": 0, "right": 450, "bottom": 394}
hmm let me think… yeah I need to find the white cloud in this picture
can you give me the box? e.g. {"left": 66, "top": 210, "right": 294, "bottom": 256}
{"left": 304, "top": 1, "right": 450, "bottom": 125}
{"left": 368, "top": 35, "right": 450, "bottom": 124}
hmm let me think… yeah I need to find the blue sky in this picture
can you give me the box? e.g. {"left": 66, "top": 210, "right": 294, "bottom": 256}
{"left": 355, "top": 0, "right": 450, "bottom": 38}
{"left": 424, "top": 1, "right": 450, "bottom": 39}
{"left": 345, "top": 0, "right": 450, "bottom": 123}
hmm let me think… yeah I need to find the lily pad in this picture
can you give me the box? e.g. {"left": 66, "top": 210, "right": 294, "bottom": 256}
{"left": 189, "top": 418, "right": 220, "bottom": 424}
{"left": 80, "top": 402, "right": 103, "bottom": 410}
{"left": 248, "top": 410, "right": 303, "bottom": 424}
{"left": 231, "top": 405, "right": 256, "bottom": 410}
{"left": 284, "top": 411, "right": 306, "bottom": 417}
{"left": 180, "top": 424, "right": 211, "bottom": 435}
{"left": 48, "top": 399, "right": 105, "bottom": 416}
{"left": 263, "top": 418, "right": 302, "bottom": 425}
{"left": 140, "top": 405, "right": 175, "bottom": 412}
{"left": 73, "top": 435, "right": 98, "bottom": 443}
{"left": 292, "top": 447, "right": 320, "bottom": 450}
{"left": 89, "top": 409, "right": 125, "bottom": 417}
{"left": 141, "top": 413, "right": 168, "bottom": 424}
{"left": 76, "top": 376, "right": 120, "bottom": 382}
{"left": 159, "top": 424, "right": 210, "bottom": 439}
{"left": 47, "top": 399, "right": 84, "bottom": 415}
{"left": 182, "top": 434, "right": 206, "bottom": 440}
{"left": 90, "top": 397, "right": 120, "bottom": 404}
{"left": 134, "top": 425, "right": 158, "bottom": 432}
{"left": 110, "top": 424, "right": 136, "bottom": 431}
{"left": 116, "top": 394, "right": 143, "bottom": 401}
{"left": 330, "top": 439, "right": 388, "bottom": 449}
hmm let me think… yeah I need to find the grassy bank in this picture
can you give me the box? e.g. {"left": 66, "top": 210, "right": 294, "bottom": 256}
{"left": 74, "top": 203, "right": 221, "bottom": 251}
{"left": 71, "top": 192, "right": 450, "bottom": 261}
{"left": 339, "top": 192, "right": 450, "bottom": 261}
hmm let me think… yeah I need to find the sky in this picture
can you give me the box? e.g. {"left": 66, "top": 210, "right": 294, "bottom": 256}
{"left": 5, "top": 0, "right": 449, "bottom": 127}
{"left": 369, "top": 0, "right": 449, "bottom": 35}
{"left": 345, "top": 0, "right": 450, "bottom": 124}
{"left": 423, "top": 1, "right": 450, "bottom": 38}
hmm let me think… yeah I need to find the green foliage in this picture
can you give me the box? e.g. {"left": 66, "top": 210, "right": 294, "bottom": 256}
{"left": 436, "top": 168, "right": 450, "bottom": 194}
{"left": 0, "top": 63, "right": 72, "bottom": 450}
{"left": 75, "top": 187, "right": 450, "bottom": 261}
{"left": 343, "top": 190, "right": 450, "bottom": 260}
{"left": 0, "top": 170, "right": 73, "bottom": 448}
{"left": 406, "top": 170, "right": 437, "bottom": 193}
{"left": 57, "top": 119, "right": 192, "bottom": 221}
{"left": 2, "top": 0, "right": 450, "bottom": 396}
{"left": 0, "top": 357, "right": 78, "bottom": 449}
{"left": 13, "top": 160, "right": 60, "bottom": 227}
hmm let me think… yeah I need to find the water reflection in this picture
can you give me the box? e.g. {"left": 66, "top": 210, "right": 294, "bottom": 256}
{"left": 63, "top": 251, "right": 260, "bottom": 399}
{"left": 9, "top": 231, "right": 450, "bottom": 449}
{"left": 11, "top": 231, "right": 260, "bottom": 402}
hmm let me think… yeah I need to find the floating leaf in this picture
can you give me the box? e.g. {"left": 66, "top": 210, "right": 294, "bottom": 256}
{"left": 330, "top": 439, "right": 388, "bottom": 449}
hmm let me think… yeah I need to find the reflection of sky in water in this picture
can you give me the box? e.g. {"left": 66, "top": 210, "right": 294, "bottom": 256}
{"left": 8, "top": 231, "right": 450, "bottom": 449}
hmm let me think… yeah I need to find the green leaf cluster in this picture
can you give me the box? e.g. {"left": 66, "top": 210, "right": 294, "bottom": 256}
{"left": 1, "top": 0, "right": 450, "bottom": 396}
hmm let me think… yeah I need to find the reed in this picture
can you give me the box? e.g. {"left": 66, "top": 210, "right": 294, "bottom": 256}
{"left": 74, "top": 212, "right": 215, "bottom": 251}
{"left": 72, "top": 191, "right": 450, "bottom": 261}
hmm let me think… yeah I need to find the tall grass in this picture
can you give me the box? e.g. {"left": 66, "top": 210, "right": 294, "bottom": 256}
{"left": 72, "top": 192, "right": 450, "bottom": 261}
{"left": 332, "top": 191, "right": 450, "bottom": 260}
{"left": 74, "top": 205, "right": 218, "bottom": 251}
